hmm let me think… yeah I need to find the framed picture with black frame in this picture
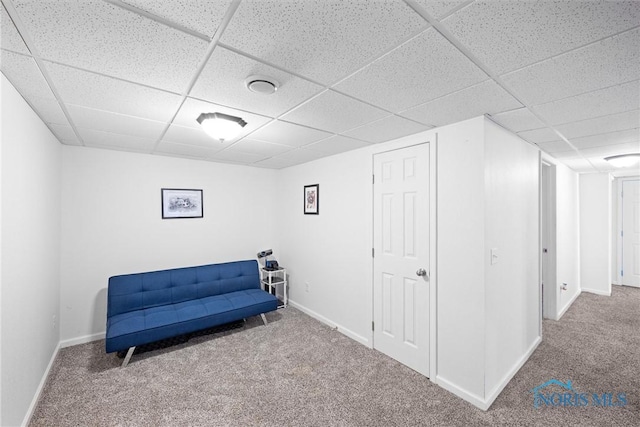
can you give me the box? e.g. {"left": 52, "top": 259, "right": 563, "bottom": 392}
{"left": 304, "top": 184, "right": 319, "bottom": 215}
{"left": 161, "top": 188, "right": 203, "bottom": 219}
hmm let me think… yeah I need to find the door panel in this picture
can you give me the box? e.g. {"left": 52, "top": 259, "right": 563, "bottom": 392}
{"left": 373, "top": 143, "right": 429, "bottom": 376}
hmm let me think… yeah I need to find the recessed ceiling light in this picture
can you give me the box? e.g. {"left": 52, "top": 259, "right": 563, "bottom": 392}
{"left": 604, "top": 153, "right": 640, "bottom": 168}
{"left": 245, "top": 75, "right": 279, "bottom": 95}
{"left": 196, "top": 112, "right": 247, "bottom": 142}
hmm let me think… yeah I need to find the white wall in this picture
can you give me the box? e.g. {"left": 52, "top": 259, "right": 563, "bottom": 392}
{"left": 0, "top": 70, "right": 4, "bottom": 426}
{"left": 580, "top": 173, "right": 612, "bottom": 295}
{"left": 483, "top": 120, "right": 540, "bottom": 401}
{"left": 437, "top": 118, "right": 540, "bottom": 408}
{"left": 277, "top": 148, "right": 373, "bottom": 344}
{"left": 59, "top": 147, "right": 279, "bottom": 344}
{"left": 554, "top": 162, "right": 581, "bottom": 316}
{"left": 1, "top": 74, "right": 62, "bottom": 427}
{"left": 277, "top": 129, "right": 441, "bottom": 346}
{"left": 435, "top": 117, "right": 486, "bottom": 401}
{"left": 0, "top": 71, "right": 4, "bottom": 426}
{"left": 279, "top": 116, "right": 541, "bottom": 410}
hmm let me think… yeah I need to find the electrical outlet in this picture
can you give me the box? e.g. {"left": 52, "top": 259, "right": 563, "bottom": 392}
{"left": 305, "top": 281, "right": 310, "bottom": 292}
{"left": 52, "top": 314, "right": 57, "bottom": 330}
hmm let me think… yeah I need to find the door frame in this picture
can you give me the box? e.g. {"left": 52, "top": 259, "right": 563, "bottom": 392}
{"left": 617, "top": 177, "right": 640, "bottom": 287}
{"left": 369, "top": 137, "right": 438, "bottom": 380}
{"left": 540, "top": 160, "right": 558, "bottom": 321}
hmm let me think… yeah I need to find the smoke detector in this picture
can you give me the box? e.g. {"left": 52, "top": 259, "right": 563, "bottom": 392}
{"left": 245, "top": 75, "right": 279, "bottom": 95}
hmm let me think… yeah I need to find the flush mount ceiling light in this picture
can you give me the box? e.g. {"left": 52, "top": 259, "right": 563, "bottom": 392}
{"left": 196, "top": 112, "right": 247, "bottom": 142}
{"left": 245, "top": 75, "right": 279, "bottom": 95}
{"left": 604, "top": 153, "right": 640, "bottom": 168}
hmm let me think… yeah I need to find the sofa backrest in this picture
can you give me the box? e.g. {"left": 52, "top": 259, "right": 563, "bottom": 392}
{"left": 107, "top": 259, "right": 260, "bottom": 318}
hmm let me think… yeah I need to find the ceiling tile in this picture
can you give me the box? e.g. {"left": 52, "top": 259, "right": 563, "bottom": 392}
{"left": 570, "top": 128, "right": 639, "bottom": 150}
{"left": 517, "top": 127, "right": 560, "bottom": 145}
{"left": 400, "top": 80, "right": 521, "bottom": 127}
{"left": 154, "top": 141, "right": 219, "bottom": 159}
{"left": 558, "top": 157, "right": 598, "bottom": 173}
{"left": 28, "top": 97, "right": 68, "bottom": 126}
{"left": 335, "top": 28, "right": 487, "bottom": 112}
{"left": 77, "top": 128, "right": 156, "bottom": 152}
{"left": 220, "top": 0, "right": 428, "bottom": 84}
{"left": 502, "top": 28, "right": 640, "bottom": 106}
{"left": 227, "top": 139, "right": 293, "bottom": 157}
{"left": 1, "top": 50, "right": 54, "bottom": 100}
{"left": 547, "top": 150, "right": 580, "bottom": 160}
{"left": 14, "top": 0, "right": 207, "bottom": 93}
{"left": 67, "top": 105, "right": 166, "bottom": 141}
{"left": 589, "top": 158, "right": 617, "bottom": 169}
{"left": 442, "top": 0, "right": 640, "bottom": 74}
{"left": 48, "top": 124, "right": 79, "bottom": 144}
{"left": 533, "top": 80, "right": 640, "bottom": 126}
{"left": 210, "top": 149, "right": 269, "bottom": 164}
{"left": 488, "top": 108, "right": 546, "bottom": 133}
{"left": 280, "top": 90, "right": 388, "bottom": 134}
{"left": 342, "top": 115, "right": 431, "bottom": 143}
{"left": 247, "top": 120, "right": 332, "bottom": 147}
{"left": 1, "top": 5, "right": 29, "bottom": 54}
{"left": 255, "top": 147, "right": 330, "bottom": 168}
{"left": 190, "top": 47, "right": 323, "bottom": 117}
{"left": 564, "top": 141, "right": 640, "bottom": 160}
{"left": 45, "top": 62, "right": 182, "bottom": 122}
{"left": 121, "top": 0, "right": 234, "bottom": 38}
{"left": 252, "top": 157, "right": 299, "bottom": 170}
{"left": 306, "top": 135, "right": 371, "bottom": 155}
{"left": 412, "top": 0, "right": 470, "bottom": 20}
{"left": 173, "top": 98, "right": 272, "bottom": 143}
{"left": 556, "top": 110, "right": 640, "bottom": 140}
{"left": 162, "top": 124, "right": 228, "bottom": 149}
{"left": 538, "top": 141, "right": 575, "bottom": 154}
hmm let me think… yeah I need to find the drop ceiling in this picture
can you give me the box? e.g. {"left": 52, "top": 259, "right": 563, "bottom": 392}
{"left": 1, "top": 0, "right": 638, "bottom": 173}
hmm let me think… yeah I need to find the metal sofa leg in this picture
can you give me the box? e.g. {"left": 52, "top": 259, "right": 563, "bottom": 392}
{"left": 121, "top": 346, "right": 135, "bottom": 368}
{"left": 260, "top": 313, "right": 268, "bottom": 326}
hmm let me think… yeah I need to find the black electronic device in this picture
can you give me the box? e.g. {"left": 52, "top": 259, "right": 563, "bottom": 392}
{"left": 265, "top": 260, "right": 279, "bottom": 271}
{"left": 257, "top": 249, "right": 273, "bottom": 258}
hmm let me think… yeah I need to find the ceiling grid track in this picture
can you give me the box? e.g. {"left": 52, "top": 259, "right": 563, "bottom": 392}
{"left": 149, "top": 0, "right": 242, "bottom": 154}
{"left": 403, "top": 0, "right": 606, "bottom": 172}
{"left": 1, "top": 0, "right": 636, "bottom": 172}
{"left": 2, "top": 0, "right": 87, "bottom": 147}
{"left": 104, "top": 0, "right": 211, "bottom": 42}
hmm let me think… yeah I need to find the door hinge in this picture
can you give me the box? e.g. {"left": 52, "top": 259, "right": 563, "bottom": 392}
{"left": 372, "top": 174, "right": 375, "bottom": 184}
{"left": 621, "top": 230, "right": 624, "bottom": 237}
{"left": 372, "top": 321, "right": 375, "bottom": 331}
{"left": 372, "top": 248, "right": 375, "bottom": 257}
{"left": 621, "top": 269, "right": 624, "bottom": 276}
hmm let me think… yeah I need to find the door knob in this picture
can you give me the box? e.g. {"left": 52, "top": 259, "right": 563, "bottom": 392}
{"left": 416, "top": 268, "right": 427, "bottom": 277}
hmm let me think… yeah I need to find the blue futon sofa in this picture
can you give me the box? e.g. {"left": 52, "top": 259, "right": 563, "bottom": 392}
{"left": 106, "top": 259, "right": 278, "bottom": 366}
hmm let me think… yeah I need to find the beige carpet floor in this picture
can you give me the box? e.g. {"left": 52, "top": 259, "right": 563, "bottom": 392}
{"left": 30, "top": 285, "right": 640, "bottom": 426}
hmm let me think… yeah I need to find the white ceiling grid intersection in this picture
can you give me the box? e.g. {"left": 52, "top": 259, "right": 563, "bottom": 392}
{"left": 0, "top": 0, "right": 637, "bottom": 173}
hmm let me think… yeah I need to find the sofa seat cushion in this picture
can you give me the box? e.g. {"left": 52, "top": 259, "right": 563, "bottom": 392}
{"left": 106, "top": 288, "right": 276, "bottom": 347}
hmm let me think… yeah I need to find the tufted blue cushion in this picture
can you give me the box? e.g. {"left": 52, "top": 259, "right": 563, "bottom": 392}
{"left": 105, "top": 260, "right": 277, "bottom": 353}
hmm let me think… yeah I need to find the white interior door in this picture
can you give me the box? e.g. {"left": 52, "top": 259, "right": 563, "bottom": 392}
{"left": 373, "top": 144, "right": 429, "bottom": 376}
{"left": 621, "top": 179, "right": 640, "bottom": 287}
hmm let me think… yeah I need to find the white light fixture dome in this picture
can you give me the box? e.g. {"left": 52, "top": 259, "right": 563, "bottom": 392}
{"left": 196, "top": 112, "right": 247, "bottom": 142}
{"left": 245, "top": 75, "right": 279, "bottom": 95}
{"left": 604, "top": 153, "right": 640, "bottom": 168}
